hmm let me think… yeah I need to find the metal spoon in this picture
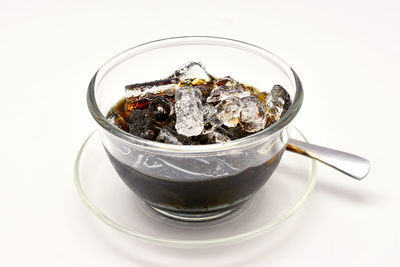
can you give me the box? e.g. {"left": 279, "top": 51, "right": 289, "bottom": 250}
{"left": 286, "top": 139, "right": 370, "bottom": 180}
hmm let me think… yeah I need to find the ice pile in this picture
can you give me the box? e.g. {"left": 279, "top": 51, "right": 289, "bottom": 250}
{"left": 110, "top": 62, "right": 292, "bottom": 145}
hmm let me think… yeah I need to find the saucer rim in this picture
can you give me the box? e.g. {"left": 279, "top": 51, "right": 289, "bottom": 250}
{"left": 74, "top": 127, "right": 317, "bottom": 248}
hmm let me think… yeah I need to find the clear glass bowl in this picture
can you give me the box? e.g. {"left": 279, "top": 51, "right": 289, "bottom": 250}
{"left": 87, "top": 36, "right": 303, "bottom": 221}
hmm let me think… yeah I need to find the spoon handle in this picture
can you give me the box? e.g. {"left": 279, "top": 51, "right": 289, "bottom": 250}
{"left": 286, "top": 139, "right": 370, "bottom": 180}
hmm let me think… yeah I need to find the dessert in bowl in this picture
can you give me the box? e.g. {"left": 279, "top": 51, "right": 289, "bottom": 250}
{"left": 87, "top": 36, "right": 303, "bottom": 221}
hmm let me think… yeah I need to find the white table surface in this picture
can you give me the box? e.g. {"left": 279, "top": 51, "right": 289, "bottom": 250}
{"left": 1, "top": 0, "right": 399, "bottom": 266}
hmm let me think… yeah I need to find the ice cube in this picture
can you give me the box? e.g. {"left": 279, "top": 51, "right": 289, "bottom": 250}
{"left": 266, "top": 85, "right": 292, "bottom": 120}
{"left": 172, "top": 62, "right": 213, "bottom": 83}
{"left": 156, "top": 127, "right": 182, "bottom": 145}
{"left": 239, "top": 96, "right": 267, "bottom": 133}
{"left": 214, "top": 76, "right": 236, "bottom": 87}
{"left": 207, "top": 77, "right": 250, "bottom": 103}
{"left": 125, "top": 78, "right": 179, "bottom": 99}
{"left": 202, "top": 102, "right": 217, "bottom": 121}
{"left": 203, "top": 97, "right": 242, "bottom": 134}
{"left": 174, "top": 86, "right": 204, "bottom": 136}
{"left": 208, "top": 132, "right": 231, "bottom": 144}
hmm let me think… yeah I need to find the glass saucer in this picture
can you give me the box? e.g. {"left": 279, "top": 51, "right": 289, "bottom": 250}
{"left": 74, "top": 128, "right": 317, "bottom": 248}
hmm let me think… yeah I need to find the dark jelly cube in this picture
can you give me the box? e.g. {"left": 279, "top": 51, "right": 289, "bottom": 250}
{"left": 148, "top": 97, "right": 174, "bottom": 124}
{"left": 128, "top": 109, "right": 159, "bottom": 140}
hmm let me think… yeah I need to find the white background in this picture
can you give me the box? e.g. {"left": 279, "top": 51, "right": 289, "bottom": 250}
{"left": 1, "top": 0, "right": 399, "bottom": 266}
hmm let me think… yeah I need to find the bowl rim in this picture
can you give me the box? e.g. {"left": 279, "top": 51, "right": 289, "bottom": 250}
{"left": 87, "top": 36, "right": 303, "bottom": 154}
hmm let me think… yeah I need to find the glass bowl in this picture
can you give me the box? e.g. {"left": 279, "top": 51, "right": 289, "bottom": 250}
{"left": 87, "top": 36, "right": 303, "bottom": 221}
